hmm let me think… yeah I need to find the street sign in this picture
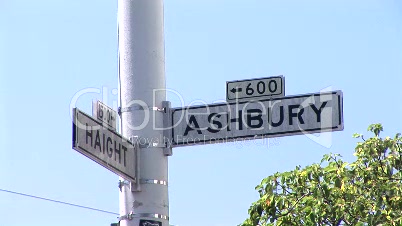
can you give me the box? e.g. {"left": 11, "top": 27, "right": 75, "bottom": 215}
{"left": 226, "top": 76, "right": 285, "bottom": 102}
{"left": 93, "top": 100, "right": 117, "bottom": 131}
{"left": 171, "top": 90, "right": 343, "bottom": 147}
{"left": 72, "top": 108, "right": 137, "bottom": 182}
{"left": 139, "top": 220, "right": 162, "bottom": 226}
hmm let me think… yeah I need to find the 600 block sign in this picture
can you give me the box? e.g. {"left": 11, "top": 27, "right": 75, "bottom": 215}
{"left": 226, "top": 76, "right": 285, "bottom": 102}
{"left": 93, "top": 100, "right": 117, "bottom": 130}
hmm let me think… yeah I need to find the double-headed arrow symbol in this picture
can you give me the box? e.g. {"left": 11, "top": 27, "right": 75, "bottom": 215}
{"left": 230, "top": 87, "right": 242, "bottom": 94}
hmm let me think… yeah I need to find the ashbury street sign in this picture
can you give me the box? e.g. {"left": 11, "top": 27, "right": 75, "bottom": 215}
{"left": 170, "top": 91, "right": 343, "bottom": 147}
{"left": 72, "top": 108, "right": 137, "bottom": 182}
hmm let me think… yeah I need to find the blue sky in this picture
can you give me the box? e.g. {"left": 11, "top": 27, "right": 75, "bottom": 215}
{"left": 1, "top": 0, "right": 401, "bottom": 225}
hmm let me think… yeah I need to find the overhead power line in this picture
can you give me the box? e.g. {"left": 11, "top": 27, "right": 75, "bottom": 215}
{"left": 0, "top": 188, "right": 119, "bottom": 216}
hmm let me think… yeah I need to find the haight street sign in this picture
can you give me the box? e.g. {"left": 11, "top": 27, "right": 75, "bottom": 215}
{"left": 171, "top": 91, "right": 343, "bottom": 147}
{"left": 72, "top": 108, "right": 137, "bottom": 182}
{"left": 226, "top": 76, "right": 285, "bottom": 102}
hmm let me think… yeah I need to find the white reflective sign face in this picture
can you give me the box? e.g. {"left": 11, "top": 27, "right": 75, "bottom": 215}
{"left": 226, "top": 76, "right": 284, "bottom": 102}
{"left": 171, "top": 91, "right": 343, "bottom": 147}
{"left": 73, "top": 108, "right": 136, "bottom": 182}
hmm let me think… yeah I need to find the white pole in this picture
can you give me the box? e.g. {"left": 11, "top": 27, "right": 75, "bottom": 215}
{"left": 117, "top": 0, "right": 168, "bottom": 225}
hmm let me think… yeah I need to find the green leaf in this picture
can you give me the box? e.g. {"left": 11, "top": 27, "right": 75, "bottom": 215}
{"left": 368, "top": 123, "right": 383, "bottom": 136}
{"left": 353, "top": 133, "right": 363, "bottom": 138}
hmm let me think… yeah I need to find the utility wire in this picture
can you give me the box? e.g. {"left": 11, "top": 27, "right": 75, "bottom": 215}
{"left": 0, "top": 188, "right": 119, "bottom": 216}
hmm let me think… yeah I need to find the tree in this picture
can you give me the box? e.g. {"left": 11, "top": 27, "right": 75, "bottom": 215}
{"left": 240, "top": 124, "right": 402, "bottom": 226}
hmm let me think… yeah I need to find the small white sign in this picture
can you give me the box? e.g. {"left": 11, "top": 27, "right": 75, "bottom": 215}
{"left": 171, "top": 91, "right": 343, "bottom": 147}
{"left": 73, "top": 108, "right": 136, "bottom": 182}
{"left": 226, "top": 76, "right": 285, "bottom": 102}
{"left": 93, "top": 100, "right": 117, "bottom": 131}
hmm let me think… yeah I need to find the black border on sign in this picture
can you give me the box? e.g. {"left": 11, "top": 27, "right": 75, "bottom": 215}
{"left": 171, "top": 91, "right": 343, "bottom": 147}
{"left": 72, "top": 108, "right": 136, "bottom": 182}
{"left": 226, "top": 75, "right": 285, "bottom": 101}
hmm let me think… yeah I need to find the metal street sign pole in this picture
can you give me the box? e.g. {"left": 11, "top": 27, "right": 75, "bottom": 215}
{"left": 118, "top": 0, "right": 169, "bottom": 226}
